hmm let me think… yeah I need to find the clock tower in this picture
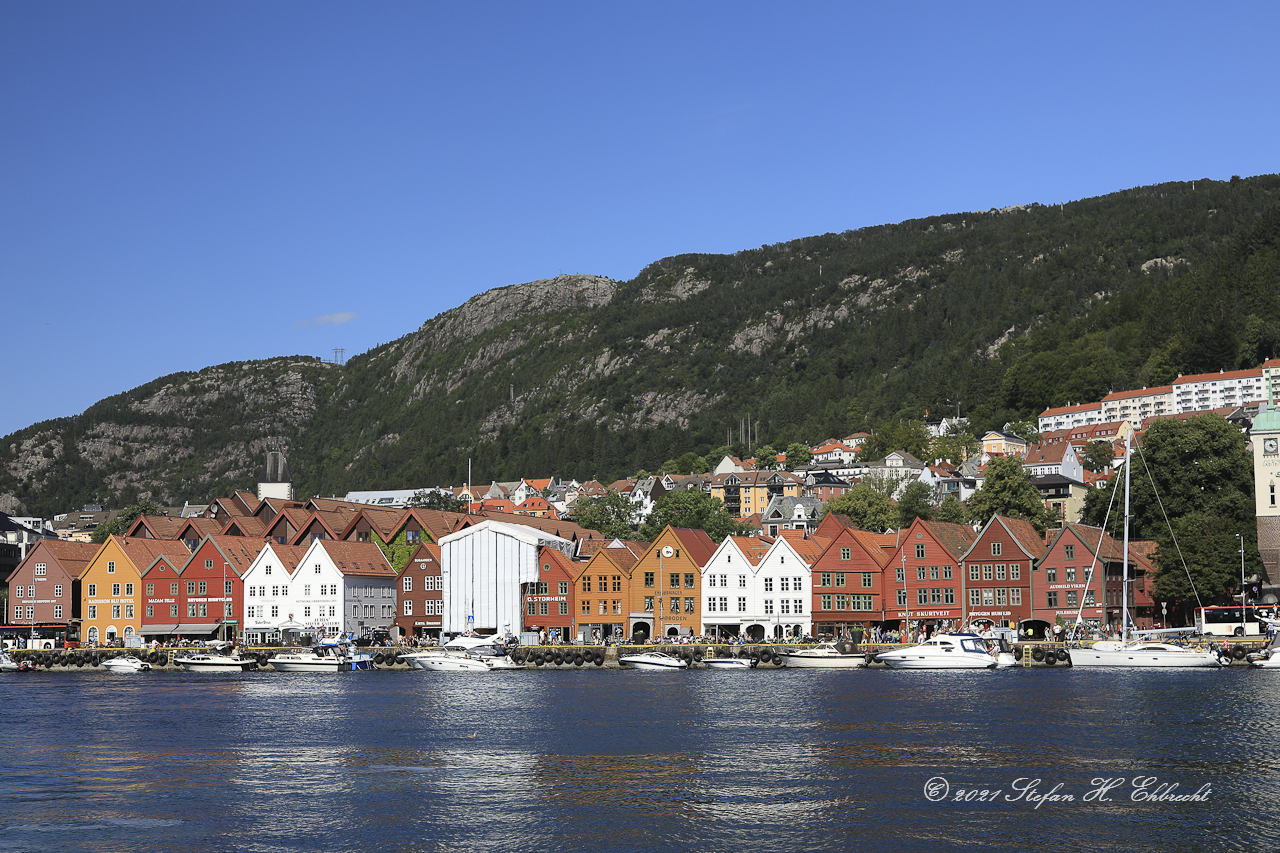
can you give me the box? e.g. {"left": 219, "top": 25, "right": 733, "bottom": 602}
{"left": 1251, "top": 395, "right": 1280, "bottom": 589}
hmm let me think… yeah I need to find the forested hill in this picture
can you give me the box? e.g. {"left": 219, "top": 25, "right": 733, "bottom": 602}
{"left": 5, "top": 175, "right": 1280, "bottom": 517}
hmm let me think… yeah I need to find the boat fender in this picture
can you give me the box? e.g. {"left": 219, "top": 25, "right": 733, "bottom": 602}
{"left": 1055, "top": 649, "right": 1068, "bottom": 662}
{"left": 573, "top": 653, "right": 585, "bottom": 666}
{"left": 90, "top": 656, "right": 100, "bottom": 666}
{"left": 533, "top": 654, "right": 544, "bottom": 666}
{"left": 553, "top": 653, "right": 564, "bottom": 666}
{"left": 1232, "top": 645, "right": 1246, "bottom": 661}
{"left": 593, "top": 652, "right": 605, "bottom": 666}
{"left": 680, "top": 652, "right": 693, "bottom": 664}
{"left": 758, "top": 651, "right": 772, "bottom": 665}
{"left": 1031, "top": 647, "right": 1045, "bottom": 662}
{"left": 693, "top": 652, "right": 704, "bottom": 662}
{"left": 865, "top": 652, "right": 876, "bottom": 666}
{"left": 1013, "top": 646, "right": 1023, "bottom": 661}
{"left": 510, "top": 650, "right": 524, "bottom": 664}
{"left": 1042, "top": 652, "right": 1057, "bottom": 665}
{"left": 373, "top": 653, "right": 385, "bottom": 665}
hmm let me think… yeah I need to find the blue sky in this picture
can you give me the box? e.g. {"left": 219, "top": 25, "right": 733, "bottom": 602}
{"left": 3, "top": 2, "right": 1278, "bottom": 438}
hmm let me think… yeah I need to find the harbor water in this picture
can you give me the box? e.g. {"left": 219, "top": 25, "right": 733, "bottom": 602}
{"left": 0, "top": 666, "right": 1276, "bottom": 852}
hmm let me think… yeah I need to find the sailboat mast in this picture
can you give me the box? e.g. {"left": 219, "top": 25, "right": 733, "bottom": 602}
{"left": 1122, "top": 431, "right": 1131, "bottom": 642}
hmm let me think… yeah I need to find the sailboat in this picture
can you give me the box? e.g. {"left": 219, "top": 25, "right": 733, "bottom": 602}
{"left": 1066, "top": 432, "right": 1226, "bottom": 669}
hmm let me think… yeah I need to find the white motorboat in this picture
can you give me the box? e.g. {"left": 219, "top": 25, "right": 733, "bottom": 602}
{"left": 986, "top": 637, "right": 1018, "bottom": 668}
{"left": 876, "top": 633, "right": 998, "bottom": 670}
{"left": 1068, "top": 640, "right": 1224, "bottom": 668}
{"left": 783, "top": 641, "right": 867, "bottom": 669}
{"left": 0, "top": 652, "right": 19, "bottom": 673}
{"left": 269, "top": 645, "right": 351, "bottom": 672}
{"left": 1248, "top": 635, "right": 1280, "bottom": 666}
{"left": 619, "top": 651, "right": 688, "bottom": 670}
{"left": 702, "top": 656, "right": 753, "bottom": 670}
{"left": 101, "top": 655, "right": 152, "bottom": 673}
{"left": 173, "top": 652, "right": 254, "bottom": 672}
{"left": 402, "top": 650, "right": 494, "bottom": 672}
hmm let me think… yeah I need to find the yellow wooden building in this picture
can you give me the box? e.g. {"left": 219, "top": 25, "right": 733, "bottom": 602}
{"left": 78, "top": 536, "right": 193, "bottom": 645}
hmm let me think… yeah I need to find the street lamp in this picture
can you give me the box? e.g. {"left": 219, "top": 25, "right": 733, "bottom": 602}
{"left": 1237, "top": 534, "right": 1247, "bottom": 619}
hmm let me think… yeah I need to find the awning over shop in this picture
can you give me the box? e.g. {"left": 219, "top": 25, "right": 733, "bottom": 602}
{"left": 178, "top": 623, "right": 220, "bottom": 634}
{"left": 142, "top": 624, "right": 180, "bottom": 634}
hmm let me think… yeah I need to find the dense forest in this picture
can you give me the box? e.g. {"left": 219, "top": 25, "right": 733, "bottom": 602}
{"left": 4, "top": 175, "right": 1280, "bottom": 517}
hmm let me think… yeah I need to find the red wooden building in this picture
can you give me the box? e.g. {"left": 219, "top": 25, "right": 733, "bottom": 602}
{"left": 958, "top": 515, "right": 1046, "bottom": 632}
{"left": 392, "top": 543, "right": 443, "bottom": 640}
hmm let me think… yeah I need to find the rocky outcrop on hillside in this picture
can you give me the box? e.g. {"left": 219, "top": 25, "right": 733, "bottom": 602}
{"left": 420, "top": 274, "right": 618, "bottom": 348}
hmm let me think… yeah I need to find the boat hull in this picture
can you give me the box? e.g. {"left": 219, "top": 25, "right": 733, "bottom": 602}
{"left": 783, "top": 653, "right": 866, "bottom": 669}
{"left": 404, "top": 653, "right": 492, "bottom": 672}
{"left": 702, "top": 658, "right": 752, "bottom": 669}
{"left": 1067, "top": 647, "right": 1223, "bottom": 668}
{"left": 174, "top": 656, "right": 253, "bottom": 672}
{"left": 878, "top": 655, "right": 996, "bottom": 670}
{"left": 101, "top": 657, "right": 151, "bottom": 673}
{"left": 269, "top": 658, "right": 347, "bottom": 672}
{"left": 619, "top": 654, "right": 687, "bottom": 670}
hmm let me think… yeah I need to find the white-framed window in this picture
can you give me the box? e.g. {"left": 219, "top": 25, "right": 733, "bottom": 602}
{"left": 271, "top": 605, "right": 279, "bottom": 618}
{"left": 764, "top": 599, "right": 774, "bottom": 615}
{"left": 34, "top": 563, "right": 46, "bottom": 576}
{"left": 54, "top": 605, "right": 63, "bottom": 619}
{"left": 86, "top": 583, "right": 97, "bottom": 597}
{"left": 88, "top": 605, "right": 97, "bottom": 619}
{"left": 403, "top": 576, "right": 412, "bottom": 592}
{"left": 108, "top": 561, "right": 115, "bottom": 573}
{"left": 403, "top": 600, "right": 413, "bottom": 616}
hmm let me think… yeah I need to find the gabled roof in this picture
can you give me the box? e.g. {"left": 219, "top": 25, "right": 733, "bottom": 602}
{"left": 4, "top": 539, "right": 99, "bottom": 584}
{"left": 916, "top": 519, "right": 980, "bottom": 560}
{"left": 1050, "top": 523, "right": 1127, "bottom": 563}
{"left": 97, "top": 536, "right": 195, "bottom": 575}
{"left": 313, "top": 540, "right": 397, "bottom": 578}
{"left": 992, "top": 516, "right": 1046, "bottom": 561}
{"left": 125, "top": 515, "right": 187, "bottom": 540}
{"left": 1023, "top": 442, "right": 1069, "bottom": 466}
{"left": 466, "top": 509, "right": 597, "bottom": 543}
{"left": 252, "top": 542, "right": 311, "bottom": 575}
{"left": 403, "top": 542, "right": 442, "bottom": 572}
{"left": 1173, "top": 367, "right": 1263, "bottom": 385}
{"left": 726, "top": 535, "right": 770, "bottom": 567}
{"left": 176, "top": 518, "right": 223, "bottom": 541}
{"left": 220, "top": 516, "right": 267, "bottom": 538}
{"left": 191, "top": 535, "right": 268, "bottom": 576}
{"left": 538, "top": 546, "right": 577, "bottom": 576}
{"left": 666, "top": 528, "right": 718, "bottom": 567}
{"left": 339, "top": 506, "right": 406, "bottom": 542}
{"left": 579, "top": 545, "right": 641, "bottom": 577}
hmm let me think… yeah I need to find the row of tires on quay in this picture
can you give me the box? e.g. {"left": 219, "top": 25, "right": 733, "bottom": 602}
{"left": 5, "top": 649, "right": 173, "bottom": 668}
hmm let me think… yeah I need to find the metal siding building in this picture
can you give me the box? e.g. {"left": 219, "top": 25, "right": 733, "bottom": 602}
{"left": 439, "top": 521, "right": 573, "bottom": 635}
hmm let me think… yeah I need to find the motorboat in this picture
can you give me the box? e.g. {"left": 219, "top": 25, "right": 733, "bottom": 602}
{"left": 876, "top": 633, "right": 998, "bottom": 670}
{"left": 0, "top": 652, "right": 18, "bottom": 673}
{"left": 702, "top": 656, "right": 753, "bottom": 670}
{"left": 1248, "top": 635, "right": 1280, "bottom": 667}
{"left": 782, "top": 641, "right": 867, "bottom": 669}
{"left": 1067, "top": 640, "right": 1225, "bottom": 668}
{"left": 269, "top": 645, "right": 351, "bottom": 672}
{"left": 173, "top": 652, "right": 255, "bottom": 672}
{"left": 618, "top": 651, "right": 688, "bottom": 670}
{"left": 101, "top": 655, "right": 152, "bottom": 673}
{"left": 402, "top": 650, "right": 494, "bottom": 672}
{"left": 985, "top": 637, "right": 1018, "bottom": 668}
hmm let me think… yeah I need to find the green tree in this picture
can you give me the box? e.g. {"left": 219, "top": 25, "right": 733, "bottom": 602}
{"left": 570, "top": 490, "right": 636, "bottom": 539}
{"left": 755, "top": 445, "right": 778, "bottom": 471}
{"left": 1083, "top": 415, "right": 1257, "bottom": 604}
{"left": 860, "top": 420, "right": 932, "bottom": 461}
{"left": 90, "top": 500, "right": 163, "bottom": 543}
{"left": 785, "top": 442, "right": 813, "bottom": 468}
{"left": 934, "top": 493, "right": 967, "bottom": 524}
{"left": 965, "top": 456, "right": 1049, "bottom": 532}
{"left": 638, "top": 490, "right": 749, "bottom": 543}
{"left": 822, "top": 484, "right": 898, "bottom": 532}
{"left": 661, "top": 451, "right": 709, "bottom": 475}
{"left": 897, "top": 481, "right": 935, "bottom": 527}
{"left": 407, "top": 489, "right": 465, "bottom": 512}
{"left": 1080, "top": 440, "right": 1115, "bottom": 474}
